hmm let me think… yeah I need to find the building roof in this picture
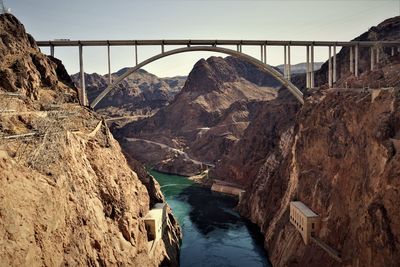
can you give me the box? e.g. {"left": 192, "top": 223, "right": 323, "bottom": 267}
{"left": 290, "top": 201, "right": 318, "bottom": 218}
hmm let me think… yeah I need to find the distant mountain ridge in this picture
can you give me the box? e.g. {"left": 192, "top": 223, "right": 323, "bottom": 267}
{"left": 71, "top": 69, "right": 186, "bottom": 116}
{"left": 276, "top": 62, "right": 323, "bottom": 75}
{"left": 114, "top": 56, "right": 281, "bottom": 176}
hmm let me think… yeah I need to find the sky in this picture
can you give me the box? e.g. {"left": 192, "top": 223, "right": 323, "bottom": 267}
{"left": 5, "top": 0, "right": 400, "bottom": 77}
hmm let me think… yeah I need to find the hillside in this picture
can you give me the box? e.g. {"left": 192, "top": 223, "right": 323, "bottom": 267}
{"left": 114, "top": 56, "right": 281, "bottom": 176}
{"left": 71, "top": 69, "right": 186, "bottom": 117}
{"left": 0, "top": 13, "right": 181, "bottom": 266}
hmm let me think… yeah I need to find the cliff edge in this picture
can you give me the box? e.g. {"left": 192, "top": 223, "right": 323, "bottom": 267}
{"left": 0, "top": 13, "right": 181, "bottom": 266}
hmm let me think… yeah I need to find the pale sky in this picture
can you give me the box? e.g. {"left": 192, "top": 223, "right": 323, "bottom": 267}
{"left": 6, "top": 0, "right": 400, "bottom": 77}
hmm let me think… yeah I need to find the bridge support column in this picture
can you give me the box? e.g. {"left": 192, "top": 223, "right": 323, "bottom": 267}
{"left": 237, "top": 44, "right": 240, "bottom": 52}
{"left": 370, "top": 47, "right": 375, "bottom": 71}
{"left": 135, "top": 43, "right": 138, "bottom": 66}
{"left": 284, "top": 45, "right": 287, "bottom": 79}
{"left": 260, "top": 45, "right": 264, "bottom": 62}
{"left": 391, "top": 47, "right": 394, "bottom": 56}
{"left": 333, "top": 44, "right": 337, "bottom": 83}
{"left": 306, "top": 46, "right": 310, "bottom": 89}
{"left": 79, "top": 44, "right": 87, "bottom": 106}
{"left": 263, "top": 45, "right": 267, "bottom": 64}
{"left": 50, "top": 45, "right": 54, "bottom": 57}
{"left": 355, "top": 44, "right": 359, "bottom": 77}
{"left": 107, "top": 44, "right": 112, "bottom": 85}
{"left": 288, "top": 44, "right": 291, "bottom": 81}
{"left": 311, "top": 44, "right": 315, "bottom": 88}
{"left": 376, "top": 47, "right": 380, "bottom": 64}
{"left": 350, "top": 46, "right": 354, "bottom": 74}
{"left": 328, "top": 46, "right": 332, "bottom": 88}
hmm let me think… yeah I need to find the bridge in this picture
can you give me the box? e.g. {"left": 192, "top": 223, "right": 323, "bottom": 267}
{"left": 36, "top": 39, "right": 400, "bottom": 108}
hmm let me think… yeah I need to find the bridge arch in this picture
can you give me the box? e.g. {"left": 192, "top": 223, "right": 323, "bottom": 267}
{"left": 90, "top": 46, "right": 304, "bottom": 108}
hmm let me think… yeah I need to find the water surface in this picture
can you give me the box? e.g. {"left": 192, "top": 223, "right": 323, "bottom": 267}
{"left": 149, "top": 170, "right": 270, "bottom": 267}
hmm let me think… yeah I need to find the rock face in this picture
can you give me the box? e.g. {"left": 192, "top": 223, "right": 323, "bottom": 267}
{"left": 0, "top": 14, "right": 181, "bottom": 266}
{"left": 211, "top": 16, "right": 400, "bottom": 266}
{"left": 114, "top": 56, "right": 280, "bottom": 176}
{"left": 293, "top": 16, "right": 400, "bottom": 90}
{"left": 210, "top": 89, "right": 300, "bottom": 187}
{"left": 238, "top": 88, "right": 400, "bottom": 267}
{"left": 71, "top": 69, "right": 186, "bottom": 116}
{"left": 0, "top": 14, "right": 76, "bottom": 105}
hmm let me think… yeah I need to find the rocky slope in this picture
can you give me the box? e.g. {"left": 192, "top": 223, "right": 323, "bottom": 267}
{"left": 0, "top": 13, "right": 181, "bottom": 266}
{"left": 114, "top": 56, "right": 280, "bottom": 176}
{"left": 293, "top": 16, "right": 400, "bottom": 90}
{"left": 238, "top": 88, "right": 400, "bottom": 267}
{"left": 211, "top": 16, "right": 400, "bottom": 266}
{"left": 71, "top": 69, "right": 186, "bottom": 117}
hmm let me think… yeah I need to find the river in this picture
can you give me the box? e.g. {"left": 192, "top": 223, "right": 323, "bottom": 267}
{"left": 149, "top": 170, "right": 271, "bottom": 267}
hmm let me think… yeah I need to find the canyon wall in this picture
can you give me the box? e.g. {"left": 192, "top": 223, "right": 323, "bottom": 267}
{"left": 239, "top": 88, "right": 399, "bottom": 267}
{"left": 0, "top": 13, "right": 181, "bottom": 266}
{"left": 217, "top": 16, "right": 400, "bottom": 267}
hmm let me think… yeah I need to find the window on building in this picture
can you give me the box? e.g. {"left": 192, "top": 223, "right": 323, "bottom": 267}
{"left": 312, "top": 223, "right": 315, "bottom": 229}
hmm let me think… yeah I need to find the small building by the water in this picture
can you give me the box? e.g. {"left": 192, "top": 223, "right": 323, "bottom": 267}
{"left": 290, "top": 201, "right": 320, "bottom": 245}
{"left": 144, "top": 202, "right": 167, "bottom": 252}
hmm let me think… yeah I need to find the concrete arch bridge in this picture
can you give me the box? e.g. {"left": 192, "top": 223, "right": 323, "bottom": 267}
{"left": 36, "top": 39, "right": 400, "bottom": 108}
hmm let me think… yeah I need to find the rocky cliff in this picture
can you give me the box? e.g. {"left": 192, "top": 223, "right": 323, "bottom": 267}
{"left": 238, "top": 88, "right": 400, "bottom": 267}
{"left": 293, "top": 16, "right": 400, "bottom": 90}
{"left": 114, "top": 56, "right": 280, "bottom": 176}
{"left": 71, "top": 69, "right": 186, "bottom": 117}
{"left": 211, "top": 16, "right": 400, "bottom": 266}
{"left": 0, "top": 13, "right": 181, "bottom": 266}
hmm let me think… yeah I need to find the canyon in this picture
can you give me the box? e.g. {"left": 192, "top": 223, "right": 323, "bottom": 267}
{"left": 0, "top": 8, "right": 399, "bottom": 267}
{"left": 107, "top": 16, "right": 400, "bottom": 267}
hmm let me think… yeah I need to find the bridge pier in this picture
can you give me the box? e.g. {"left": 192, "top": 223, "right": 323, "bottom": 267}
{"left": 288, "top": 44, "right": 291, "bottom": 81}
{"left": 310, "top": 44, "right": 315, "bottom": 88}
{"left": 263, "top": 44, "right": 267, "bottom": 64}
{"left": 107, "top": 44, "right": 112, "bottom": 84}
{"left": 284, "top": 45, "right": 287, "bottom": 79}
{"left": 260, "top": 45, "right": 264, "bottom": 62}
{"left": 135, "top": 43, "right": 138, "bottom": 66}
{"left": 333, "top": 44, "right": 337, "bottom": 83}
{"left": 391, "top": 47, "right": 395, "bottom": 56}
{"left": 350, "top": 46, "right": 354, "bottom": 74}
{"left": 50, "top": 45, "right": 54, "bottom": 57}
{"left": 376, "top": 46, "right": 380, "bottom": 64}
{"left": 328, "top": 46, "right": 332, "bottom": 88}
{"left": 79, "top": 44, "right": 87, "bottom": 106}
{"left": 370, "top": 47, "right": 375, "bottom": 70}
{"left": 283, "top": 45, "right": 291, "bottom": 81}
{"left": 306, "top": 46, "right": 310, "bottom": 89}
{"left": 355, "top": 44, "right": 359, "bottom": 77}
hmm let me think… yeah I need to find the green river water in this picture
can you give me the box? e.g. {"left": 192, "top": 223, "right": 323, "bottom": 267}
{"left": 149, "top": 169, "right": 271, "bottom": 267}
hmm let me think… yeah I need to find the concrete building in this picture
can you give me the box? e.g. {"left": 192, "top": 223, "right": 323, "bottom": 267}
{"left": 144, "top": 203, "right": 167, "bottom": 243}
{"left": 290, "top": 201, "right": 320, "bottom": 245}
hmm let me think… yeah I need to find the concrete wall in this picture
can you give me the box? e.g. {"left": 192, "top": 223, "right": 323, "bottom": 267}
{"left": 290, "top": 202, "right": 319, "bottom": 245}
{"left": 211, "top": 183, "right": 245, "bottom": 197}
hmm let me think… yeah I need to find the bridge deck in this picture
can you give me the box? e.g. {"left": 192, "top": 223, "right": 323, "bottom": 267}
{"left": 36, "top": 39, "right": 400, "bottom": 47}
